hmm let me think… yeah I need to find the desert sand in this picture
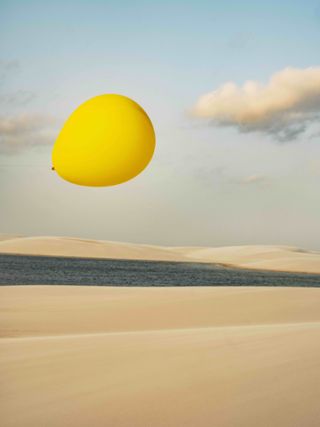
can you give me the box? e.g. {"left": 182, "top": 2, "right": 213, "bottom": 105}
{"left": 0, "top": 235, "right": 189, "bottom": 262}
{"left": 172, "top": 244, "right": 320, "bottom": 274}
{"left": 1, "top": 285, "right": 320, "bottom": 427}
{"left": 0, "top": 235, "right": 319, "bottom": 273}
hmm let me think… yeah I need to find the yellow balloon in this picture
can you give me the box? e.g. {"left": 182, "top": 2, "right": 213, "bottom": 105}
{"left": 52, "top": 94, "right": 155, "bottom": 186}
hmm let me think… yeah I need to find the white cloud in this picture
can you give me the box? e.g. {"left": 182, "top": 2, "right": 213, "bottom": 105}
{"left": 193, "top": 67, "right": 320, "bottom": 141}
{"left": 0, "top": 114, "right": 57, "bottom": 154}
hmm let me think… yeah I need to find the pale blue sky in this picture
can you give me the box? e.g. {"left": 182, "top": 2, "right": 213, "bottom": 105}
{"left": 1, "top": 0, "right": 320, "bottom": 249}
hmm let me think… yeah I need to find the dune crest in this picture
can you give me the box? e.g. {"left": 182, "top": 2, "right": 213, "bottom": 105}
{"left": 172, "top": 244, "right": 320, "bottom": 274}
{"left": 0, "top": 235, "right": 319, "bottom": 274}
{"left": 0, "top": 236, "right": 188, "bottom": 262}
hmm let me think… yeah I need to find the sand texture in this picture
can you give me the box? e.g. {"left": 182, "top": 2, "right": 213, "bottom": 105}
{"left": 1, "top": 285, "right": 320, "bottom": 427}
{"left": 0, "top": 235, "right": 319, "bottom": 273}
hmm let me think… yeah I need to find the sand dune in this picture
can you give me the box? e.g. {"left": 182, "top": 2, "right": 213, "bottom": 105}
{"left": 0, "top": 235, "right": 319, "bottom": 273}
{"left": 2, "top": 286, "right": 320, "bottom": 337}
{"left": 1, "top": 286, "right": 320, "bottom": 427}
{"left": 0, "top": 234, "right": 22, "bottom": 242}
{"left": 0, "top": 236, "right": 189, "bottom": 262}
{"left": 173, "top": 245, "right": 320, "bottom": 274}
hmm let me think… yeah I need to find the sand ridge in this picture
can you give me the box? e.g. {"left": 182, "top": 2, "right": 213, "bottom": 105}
{"left": 0, "top": 235, "right": 319, "bottom": 273}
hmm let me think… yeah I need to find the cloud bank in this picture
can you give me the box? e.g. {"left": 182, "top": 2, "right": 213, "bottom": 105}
{"left": 0, "top": 114, "right": 57, "bottom": 154}
{"left": 193, "top": 67, "right": 320, "bottom": 141}
{"left": 0, "top": 61, "right": 57, "bottom": 154}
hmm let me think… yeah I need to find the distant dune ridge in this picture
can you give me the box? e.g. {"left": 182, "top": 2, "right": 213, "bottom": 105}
{"left": 0, "top": 234, "right": 319, "bottom": 274}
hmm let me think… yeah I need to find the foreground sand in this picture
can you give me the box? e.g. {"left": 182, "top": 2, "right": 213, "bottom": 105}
{"left": 0, "top": 235, "right": 320, "bottom": 273}
{"left": 1, "top": 285, "right": 320, "bottom": 427}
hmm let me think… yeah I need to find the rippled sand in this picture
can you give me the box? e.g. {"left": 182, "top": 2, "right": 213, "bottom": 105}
{"left": 1, "top": 285, "right": 320, "bottom": 426}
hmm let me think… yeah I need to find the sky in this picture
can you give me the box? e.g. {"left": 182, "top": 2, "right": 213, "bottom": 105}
{"left": 1, "top": 0, "right": 320, "bottom": 249}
